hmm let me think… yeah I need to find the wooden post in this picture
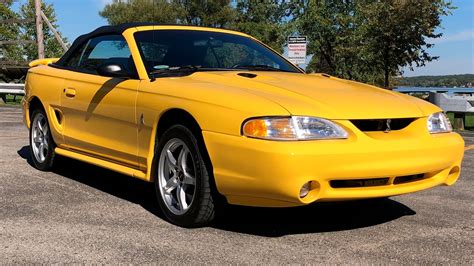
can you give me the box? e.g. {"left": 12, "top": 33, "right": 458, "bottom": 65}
{"left": 35, "top": 0, "right": 45, "bottom": 59}
{"left": 453, "top": 113, "right": 465, "bottom": 131}
{"left": 40, "top": 11, "right": 69, "bottom": 52}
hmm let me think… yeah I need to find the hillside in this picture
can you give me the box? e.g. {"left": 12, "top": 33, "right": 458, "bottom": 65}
{"left": 394, "top": 74, "right": 474, "bottom": 87}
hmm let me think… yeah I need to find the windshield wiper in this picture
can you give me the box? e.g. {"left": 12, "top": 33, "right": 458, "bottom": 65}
{"left": 149, "top": 65, "right": 201, "bottom": 75}
{"left": 233, "top": 64, "right": 283, "bottom": 72}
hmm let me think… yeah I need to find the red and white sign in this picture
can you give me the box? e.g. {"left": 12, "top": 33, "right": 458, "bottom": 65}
{"left": 287, "top": 36, "right": 307, "bottom": 65}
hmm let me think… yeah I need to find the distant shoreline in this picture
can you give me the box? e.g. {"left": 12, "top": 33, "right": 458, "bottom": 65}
{"left": 394, "top": 74, "right": 474, "bottom": 88}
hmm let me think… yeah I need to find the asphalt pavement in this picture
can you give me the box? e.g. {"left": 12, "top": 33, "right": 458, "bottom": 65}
{"left": 0, "top": 106, "right": 473, "bottom": 264}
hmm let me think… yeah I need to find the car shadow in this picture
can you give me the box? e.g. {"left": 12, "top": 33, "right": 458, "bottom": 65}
{"left": 85, "top": 78, "right": 126, "bottom": 121}
{"left": 18, "top": 146, "right": 416, "bottom": 237}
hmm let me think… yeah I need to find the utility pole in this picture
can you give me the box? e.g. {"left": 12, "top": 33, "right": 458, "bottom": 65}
{"left": 35, "top": 0, "right": 45, "bottom": 59}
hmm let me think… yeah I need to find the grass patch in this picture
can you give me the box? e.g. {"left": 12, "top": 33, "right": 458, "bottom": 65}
{"left": 1, "top": 94, "right": 23, "bottom": 105}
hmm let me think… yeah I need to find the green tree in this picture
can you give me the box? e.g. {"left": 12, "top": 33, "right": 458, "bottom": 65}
{"left": 19, "top": 0, "right": 67, "bottom": 61}
{"left": 0, "top": 0, "right": 23, "bottom": 63}
{"left": 230, "top": 0, "right": 295, "bottom": 52}
{"left": 100, "top": 0, "right": 235, "bottom": 27}
{"left": 100, "top": 0, "right": 179, "bottom": 25}
{"left": 297, "top": 0, "right": 453, "bottom": 87}
{"left": 359, "top": 0, "right": 454, "bottom": 87}
{"left": 297, "top": 0, "right": 373, "bottom": 81}
{"left": 173, "top": 0, "right": 235, "bottom": 27}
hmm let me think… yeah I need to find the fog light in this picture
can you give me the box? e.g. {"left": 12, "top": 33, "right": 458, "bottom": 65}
{"left": 299, "top": 181, "right": 312, "bottom": 198}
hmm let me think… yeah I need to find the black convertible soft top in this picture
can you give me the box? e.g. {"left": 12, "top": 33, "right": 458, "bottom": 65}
{"left": 56, "top": 23, "right": 185, "bottom": 66}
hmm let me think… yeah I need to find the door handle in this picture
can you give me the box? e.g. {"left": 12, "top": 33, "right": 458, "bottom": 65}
{"left": 64, "top": 88, "right": 76, "bottom": 98}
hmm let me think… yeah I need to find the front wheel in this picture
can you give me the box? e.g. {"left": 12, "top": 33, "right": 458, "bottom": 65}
{"left": 29, "top": 108, "right": 56, "bottom": 171}
{"left": 154, "top": 125, "right": 215, "bottom": 227}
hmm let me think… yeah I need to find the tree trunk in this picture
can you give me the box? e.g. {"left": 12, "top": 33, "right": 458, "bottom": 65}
{"left": 384, "top": 67, "right": 390, "bottom": 88}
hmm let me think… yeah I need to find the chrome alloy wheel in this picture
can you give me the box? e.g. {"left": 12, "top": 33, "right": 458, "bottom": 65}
{"left": 158, "top": 138, "right": 197, "bottom": 215}
{"left": 31, "top": 113, "right": 50, "bottom": 163}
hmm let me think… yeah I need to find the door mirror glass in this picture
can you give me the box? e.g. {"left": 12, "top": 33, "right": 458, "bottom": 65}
{"left": 97, "top": 63, "right": 130, "bottom": 78}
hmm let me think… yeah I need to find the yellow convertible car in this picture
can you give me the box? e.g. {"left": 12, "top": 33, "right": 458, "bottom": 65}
{"left": 23, "top": 23, "right": 464, "bottom": 227}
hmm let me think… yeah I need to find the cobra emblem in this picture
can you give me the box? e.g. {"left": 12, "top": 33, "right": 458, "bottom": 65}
{"left": 384, "top": 119, "right": 392, "bottom": 133}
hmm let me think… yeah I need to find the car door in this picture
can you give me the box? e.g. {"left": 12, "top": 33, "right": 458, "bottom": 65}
{"left": 59, "top": 34, "right": 140, "bottom": 168}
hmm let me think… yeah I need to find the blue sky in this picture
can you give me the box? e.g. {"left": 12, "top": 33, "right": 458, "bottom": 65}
{"left": 12, "top": 0, "right": 474, "bottom": 77}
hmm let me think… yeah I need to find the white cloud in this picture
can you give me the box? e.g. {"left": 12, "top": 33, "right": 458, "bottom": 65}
{"left": 430, "top": 30, "right": 474, "bottom": 44}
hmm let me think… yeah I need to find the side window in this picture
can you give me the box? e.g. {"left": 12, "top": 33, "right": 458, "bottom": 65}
{"left": 63, "top": 42, "right": 87, "bottom": 68}
{"left": 63, "top": 35, "right": 135, "bottom": 76}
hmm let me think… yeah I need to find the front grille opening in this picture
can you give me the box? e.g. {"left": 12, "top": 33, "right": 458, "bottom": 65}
{"left": 330, "top": 178, "right": 389, "bottom": 188}
{"left": 350, "top": 118, "right": 415, "bottom": 132}
{"left": 393, "top": 174, "right": 426, "bottom": 185}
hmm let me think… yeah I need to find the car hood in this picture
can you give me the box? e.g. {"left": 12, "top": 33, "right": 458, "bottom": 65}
{"left": 181, "top": 71, "right": 440, "bottom": 119}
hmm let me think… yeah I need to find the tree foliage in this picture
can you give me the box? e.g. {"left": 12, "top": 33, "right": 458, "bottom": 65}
{"left": 1, "top": 0, "right": 66, "bottom": 64}
{"left": 174, "top": 0, "right": 235, "bottom": 27}
{"left": 359, "top": 0, "right": 453, "bottom": 87}
{"left": 0, "top": 0, "right": 22, "bottom": 62}
{"left": 296, "top": 1, "right": 370, "bottom": 81}
{"left": 100, "top": 0, "right": 235, "bottom": 27}
{"left": 230, "top": 0, "right": 295, "bottom": 53}
{"left": 394, "top": 74, "right": 474, "bottom": 88}
{"left": 297, "top": 0, "right": 453, "bottom": 87}
{"left": 19, "top": 0, "right": 67, "bottom": 61}
{"left": 100, "top": 0, "right": 179, "bottom": 25}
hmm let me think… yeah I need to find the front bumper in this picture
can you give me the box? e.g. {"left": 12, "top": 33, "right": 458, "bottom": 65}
{"left": 202, "top": 118, "right": 464, "bottom": 207}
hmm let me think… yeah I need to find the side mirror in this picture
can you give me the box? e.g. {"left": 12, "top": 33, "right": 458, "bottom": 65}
{"left": 97, "top": 63, "right": 130, "bottom": 78}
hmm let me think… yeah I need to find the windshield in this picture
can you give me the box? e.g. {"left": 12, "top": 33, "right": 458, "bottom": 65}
{"left": 134, "top": 30, "right": 301, "bottom": 74}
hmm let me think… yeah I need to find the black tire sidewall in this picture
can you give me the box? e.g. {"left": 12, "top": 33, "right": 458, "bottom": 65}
{"left": 29, "top": 109, "right": 55, "bottom": 171}
{"left": 154, "top": 125, "right": 212, "bottom": 227}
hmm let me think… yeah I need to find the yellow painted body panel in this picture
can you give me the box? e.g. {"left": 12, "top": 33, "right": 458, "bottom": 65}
{"left": 28, "top": 58, "right": 60, "bottom": 67}
{"left": 203, "top": 119, "right": 463, "bottom": 206}
{"left": 22, "top": 25, "right": 464, "bottom": 207}
{"left": 60, "top": 71, "right": 140, "bottom": 168}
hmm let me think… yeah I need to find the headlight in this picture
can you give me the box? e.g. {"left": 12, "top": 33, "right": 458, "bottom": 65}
{"left": 242, "top": 116, "right": 348, "bottom": 140}
{"left": 427, "top": 112, "right": 452, "bottom": 134}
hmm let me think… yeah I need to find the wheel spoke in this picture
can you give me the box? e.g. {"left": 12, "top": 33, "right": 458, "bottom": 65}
{"left": 179, "top": 147, "right": 189, "bottom": 172}
{"left": 43, "top": 139, "right": 49, "bottom": 151}
{"left": 38, "top": 143, "right": 45, "bottom": 161}
{"left": 37, "top": 118, "right": 44, "bottom": 133}
{"left": 176, "top": 185, "right": 188, "bottom": 210}
{"left": 166, "top": 149, "right": 177, "bottom": 170}
{"left": 42, "top": 121, "right": 48, "bottom": 135}
{"left": 33, "top": 136, "right": 41, "bottom": 143}
{"left": 177, "top": 147, "right": 186, "bottom": 171}
{"left": 164, "top": 176, "right": 178, "bottom": 195}
{"left": 183, "top": 171, "right": 195, "bottom": 185}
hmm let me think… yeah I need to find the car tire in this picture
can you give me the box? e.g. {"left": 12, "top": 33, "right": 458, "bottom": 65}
{"left": 29, "top": 108, "right": 56, "bottom": 171}
{"left": 154, "top": 125, "right": 215, "bottom": 227}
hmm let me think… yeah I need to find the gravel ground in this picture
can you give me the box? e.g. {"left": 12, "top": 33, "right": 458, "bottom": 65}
{"left": 0, "top": 106, "right": 473, "bottom": 264}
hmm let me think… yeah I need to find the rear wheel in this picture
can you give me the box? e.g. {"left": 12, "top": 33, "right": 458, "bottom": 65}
{"left": 29, "top": 108, "right": 56, "bottom": 171}
{"left": 154, "top": 125, "right": 215, "bottom": 227}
